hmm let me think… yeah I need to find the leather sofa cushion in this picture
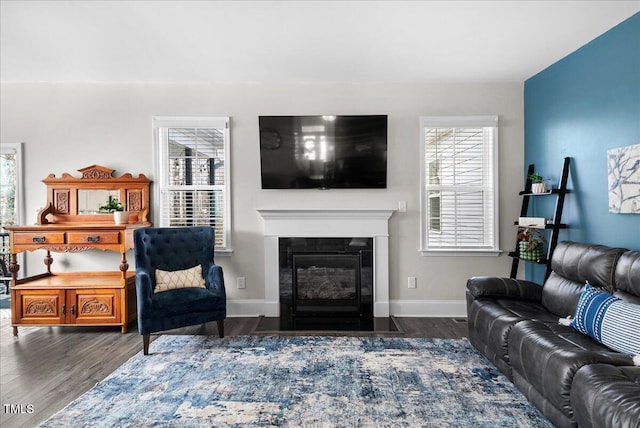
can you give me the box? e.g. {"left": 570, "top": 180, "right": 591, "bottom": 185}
{"left": 613, "top": 250, "right": 640, "bottom": 309}
{"left": 541, "top": 242, "right": 626, "bottom": 317}
{"left": 540, "top": 272, "right": 583, "bottom": 317}
{"left": 466, "top": 297, "right": 557, "bottom": 379}
{"left": 571, "top": 364, "right": 640, "bottom": 428}
{"left": 615, "top": 250, "right": 640, "bottom": 296}
{"left": 467, "top": 299, "right": 526, "bottom": 378}
{"left": 508, "top": 320, "right": 634, "bottom": 423}
{"left": 490, "top": 299, "right": 557, "bottom": 323}
{"left": 615, "top": 290, "right": 640, "bottom": 306}
{"left": 550, "top": 242, "right": 626, "bottom": 292}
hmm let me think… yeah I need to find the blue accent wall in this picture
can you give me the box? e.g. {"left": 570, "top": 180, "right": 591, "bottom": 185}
{"left": 524, "top": 13, "right": 639, "bottom": 282}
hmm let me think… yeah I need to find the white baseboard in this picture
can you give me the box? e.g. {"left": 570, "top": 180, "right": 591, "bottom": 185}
{"left": 226, "top": 299, "right": 267, "bottom": 317}
{"left": 390, "top": 300, "right": 467, "bottom": 318}
{"left": 227, "top": 299, "right": 467, "bottom": 319}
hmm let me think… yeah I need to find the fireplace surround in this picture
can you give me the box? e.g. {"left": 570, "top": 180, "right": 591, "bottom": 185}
{"left": 257, "top": 209, "right": 394, "bottom": 319}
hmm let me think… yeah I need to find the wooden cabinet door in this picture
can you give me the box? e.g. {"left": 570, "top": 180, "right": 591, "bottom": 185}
{"left": 13, "top": 289, "right": 66, "bottom": 325}
{"left": 68, "top": 288, "right": 121, "bottom": 325}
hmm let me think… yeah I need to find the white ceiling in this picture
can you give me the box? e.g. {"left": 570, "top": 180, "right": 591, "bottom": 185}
{"left": 1, "top": 1, "right": 638, "bottom": 84}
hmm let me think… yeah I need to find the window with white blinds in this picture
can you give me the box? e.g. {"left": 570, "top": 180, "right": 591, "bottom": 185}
{"left": 1, "top": 142, "right": 24, "bottom": 282}
{"left": 420, "top": 116, "right": 499, "bottom": 255}
{"left": 153, "top": 117, "right": 231, "bottom": 252}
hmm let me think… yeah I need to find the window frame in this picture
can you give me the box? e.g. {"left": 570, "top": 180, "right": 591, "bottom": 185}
{"left": 152, "top": 116, "right": 232, "bottom": 255}
{"left": 1, "top": 142, "right": 25, "bottom": 279}
{"left": 419, "top": 116, "right": 500, "bottom": 257}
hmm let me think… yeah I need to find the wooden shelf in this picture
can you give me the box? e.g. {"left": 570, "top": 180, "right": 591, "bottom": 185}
{"left": 507, "top": 252, "right": 548, "bottom": 264}
{"left": 14, "top": 271, "right": 135, "bottom": 288}
{"left": 512, "top": 221, "right": 568, "bottom": 229}
{"left": 518, "top": 189, "right": 569, "bottom": 196}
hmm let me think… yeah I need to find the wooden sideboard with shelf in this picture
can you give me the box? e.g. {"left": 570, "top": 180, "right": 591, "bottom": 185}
{"left": 6, "top": 165, "right": 152, "bottom": 335}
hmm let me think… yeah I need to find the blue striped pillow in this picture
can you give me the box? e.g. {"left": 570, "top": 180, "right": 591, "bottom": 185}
{"left": 570, "top": 283, "right": 640, "bottom": 355}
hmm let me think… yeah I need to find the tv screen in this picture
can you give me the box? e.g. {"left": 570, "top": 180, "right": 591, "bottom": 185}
{"left": 259, "top": 115, "right": 387, "bottom": 189}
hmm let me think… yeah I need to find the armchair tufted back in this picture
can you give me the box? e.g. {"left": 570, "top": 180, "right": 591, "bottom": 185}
{"left": 134, "top": 227, "right": 215, "bottom": 281}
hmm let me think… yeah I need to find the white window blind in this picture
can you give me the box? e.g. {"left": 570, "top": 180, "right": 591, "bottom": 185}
{"left": 1, "top": 142, "right": 25, "bottom": 281}
{"left": 153, "top": 117, "right": 231, "bottom": 252}
{"left": 420, "top": 116, "right": 499, "bottom": 255}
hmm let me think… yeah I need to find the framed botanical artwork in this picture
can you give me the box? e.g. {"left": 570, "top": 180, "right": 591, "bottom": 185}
{"left": 608, "top": 143, "right": 640, "bottom": 214}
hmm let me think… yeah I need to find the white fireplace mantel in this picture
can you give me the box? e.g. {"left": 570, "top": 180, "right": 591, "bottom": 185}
{"left": 257, "top": 208, "right": 395, "bottom": 318}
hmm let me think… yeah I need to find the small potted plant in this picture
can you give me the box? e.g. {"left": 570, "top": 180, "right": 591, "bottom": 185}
{"left": 528, "top": 172, "right": 548, "bottom": 194}
{"left": 99, "top": 197, "right": 128, "bottom": 224}
{"left": 517, "top": 227, "right": 546, "bottom": 261}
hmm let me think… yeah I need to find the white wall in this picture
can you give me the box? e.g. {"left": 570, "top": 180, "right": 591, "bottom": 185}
{"left": 0, "top": 82, "right": 524, "bottom": 317}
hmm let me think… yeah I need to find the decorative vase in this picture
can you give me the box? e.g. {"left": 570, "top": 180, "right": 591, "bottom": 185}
{"left": 113, "top": 211, "right": 129, "bottom": 225}
{"left": 519, "top": 241, "right": 543, "bottom": 261}
{"left": 532, "top": 183, "right": 547, "bottom": 194}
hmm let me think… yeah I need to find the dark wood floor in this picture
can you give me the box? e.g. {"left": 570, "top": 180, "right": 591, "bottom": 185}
{"left": 0, "top": 317, "right": 468, "bottom": 428}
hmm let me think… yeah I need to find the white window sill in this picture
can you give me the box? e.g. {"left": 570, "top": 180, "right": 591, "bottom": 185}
{"left": 420, "top": 249, "right": 503, "bottom": 257}
{"left": 215, "top": 249, "right": 234, "bottom": 257}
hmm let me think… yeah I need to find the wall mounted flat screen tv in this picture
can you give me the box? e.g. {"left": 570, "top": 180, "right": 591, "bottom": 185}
{"left": 259, "top": 115, "right": 387, "bottom": 189}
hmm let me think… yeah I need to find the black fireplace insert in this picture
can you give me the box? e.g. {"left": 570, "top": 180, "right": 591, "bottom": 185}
{"left": 279, "top": 237, "right": 373, "bottom": 329}
{"left": 292, "top": 253, "right": 362, "bottom": 315}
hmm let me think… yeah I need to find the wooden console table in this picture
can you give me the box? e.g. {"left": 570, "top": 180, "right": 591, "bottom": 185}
{"left": 6, "top": 165, "right": 152, "bottom": 335}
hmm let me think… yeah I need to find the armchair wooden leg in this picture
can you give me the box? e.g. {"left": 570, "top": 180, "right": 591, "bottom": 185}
{"left": 216, "top": 320, "right": 224, "bottom": 338}
{"left": 143, "top": 334, "right": 150, "bottom": 355}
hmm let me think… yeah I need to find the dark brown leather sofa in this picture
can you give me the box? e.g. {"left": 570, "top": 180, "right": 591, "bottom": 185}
{"left": 466, "top": 241, "right": 640, "bottom": 427}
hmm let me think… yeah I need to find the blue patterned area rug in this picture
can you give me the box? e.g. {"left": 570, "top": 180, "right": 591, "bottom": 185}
{"left": 41, "top": 336, "right": 551, "bottom": 427}
{"left": 0, "top": 292, "right": 10, "bottom": 309}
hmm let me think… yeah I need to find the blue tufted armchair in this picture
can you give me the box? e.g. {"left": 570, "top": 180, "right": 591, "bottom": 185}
{"left": 133, "top": 227, "right": 226, "bottom": 355}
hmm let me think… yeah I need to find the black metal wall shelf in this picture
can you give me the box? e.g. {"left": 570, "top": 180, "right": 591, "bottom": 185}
{"left": 510, "top": 157, "right": 571, "bottom": 279}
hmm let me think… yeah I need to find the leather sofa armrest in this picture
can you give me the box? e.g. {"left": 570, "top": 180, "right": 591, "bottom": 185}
{"left": 206, "top": 264, "right": 227, "bottom": 301}
{"left": 467, "top": 276, "right": 543, "bottom": 302}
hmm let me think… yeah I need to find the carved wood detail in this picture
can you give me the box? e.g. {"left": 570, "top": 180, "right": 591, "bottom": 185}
{"left": 9, "top": 253, "right": 20, "bottom": 274}
{"left": 79, "top": 165, "right": 114, "bottom": 179}
{"left": 36, "top": 202, "right": 56, "bottom": 225}
{"left": 25, "top": 298, "right": 57, "bottom": 315}
{"left": 79, "top": 297, "right": 112, "bottom": 314}
{"left": 127, "top": 190, "right": 142, "bottom": 212}
{"left": 54, "top": 190, "right": 70, "bottom": 214}
{"left": 39, "top": 164, "right": 152, "bottom": 223}
{"left": 44, "top": 252, "right": 53, "bottom": 273}
{"left": 47, "top": 246, "right": 96, "bottom": 253}
{"left": 42, "top": 164, "right": 150, "bottom": 184}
